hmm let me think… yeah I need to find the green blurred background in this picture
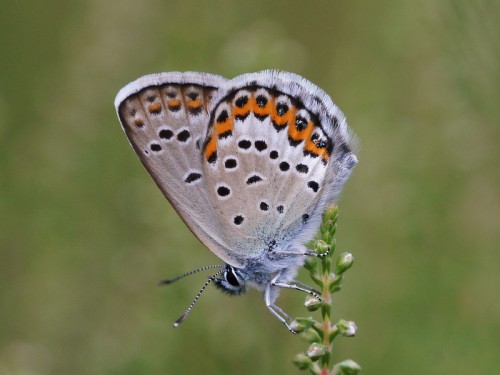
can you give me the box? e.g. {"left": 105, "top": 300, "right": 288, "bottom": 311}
{"left": 1, "top": 1, "right": 498, "bottom": 374}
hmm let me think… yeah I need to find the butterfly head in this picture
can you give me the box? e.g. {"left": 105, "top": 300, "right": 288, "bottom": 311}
{"left": 211, "top": 264, "right": 247, "bottom": 295}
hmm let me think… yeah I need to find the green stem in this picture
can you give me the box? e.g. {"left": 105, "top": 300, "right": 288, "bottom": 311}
{"left": 292, "top": 205, "right": 361, "bottom": 375}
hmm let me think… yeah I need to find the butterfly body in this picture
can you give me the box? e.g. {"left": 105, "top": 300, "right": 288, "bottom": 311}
{"left": 115, "top": 71, "right": 357, "bottom": 331}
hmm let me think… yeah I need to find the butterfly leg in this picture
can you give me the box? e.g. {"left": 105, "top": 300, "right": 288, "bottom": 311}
{"left": 271, "top": 273, "right": 323, "bottom": 301}
{"left": 272, "top": 244, "right": 330, "bottom": 258}
{"left": 264, "top": 284, "right": 297, "bottom": 334}
{"left": 290, "top": 280, "right": 321, "bottom": 296}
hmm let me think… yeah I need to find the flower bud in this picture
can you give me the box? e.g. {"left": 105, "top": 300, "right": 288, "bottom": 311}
{"left": 337, "top": 319, "right": 357, "bottom": 337}
{"left": 335, "top": 252, "right": 354, "bottom": 274}
{"left": 289, "top": 320, "right": 306, "bottom": 333}
{"left": 325, "top": 204, "right": 338, "bottom": 217}
{"left": 306, "top": 343, "right": 327, "bottom": 361}
{"left": 304, "top": 295, "right": 324, "bottom": 311}
{"left": 333, "top": 359, "right": 362, "bottom": 375}
{"left": 314, "top": 240, "right": 329, "bottom": 256}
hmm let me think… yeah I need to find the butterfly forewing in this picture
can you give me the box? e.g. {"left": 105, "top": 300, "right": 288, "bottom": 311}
{"left": 115, "top": 73, "right": 245, "bottom": 267}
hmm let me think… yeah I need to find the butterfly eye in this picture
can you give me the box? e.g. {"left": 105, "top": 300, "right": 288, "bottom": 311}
{"left": 212, "top": 266, "right": 246, "bottom": 296}
{"left": 225, "top": 268, "right": 240, "bottom": 287}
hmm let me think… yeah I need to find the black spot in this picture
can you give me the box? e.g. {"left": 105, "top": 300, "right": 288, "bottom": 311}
{"left": 218, "top": 130, "right": 232, "bottom": 139}
{"left": 159, "top": 129, "right": 173, "bottom": 140}
{"left": 288, "top": 137, "right": 302, "bottom": 147}
{"left": 295, "top": 115, "right": 308, "bottom": 131}
{"left": 256, "top": 95, "right": 268, "bottom": 108}
{"left": 195, "top": 138, "right": 201, "bottom": 150}
{"left": 311, "top": 133, "right": 319, "bottom": 142}
{"left": 235, "top": 113, "right": 249, "bottom": 121}
{"left": 277, "top": 205, "right": 284, "bottom": 214}
{"left": 308, "top": 181, "right": 319, "bottom": 193}
{"left": 150, "top": 143, "right": 162, "bottom": 152}
{"left": 296, "top": 164, "right": 309, "bottom": 174}
{"left": 260, "top": 202, "right": 269, "bottom": 211}
{"left": 246, "top": 175, "right": 263, "bottom": 185}
{"left": 303, "top": 150, "right": 319, "bottom": 158}
{"left": 144, "top": 149, "right": 149, "bottom": 155}
{"left": 302, "top": 214, "right": 309, "bottom": 223}
{"left": 279, "top": 161, "right": 290, "bottom": 172}
{"left": 207, "top": 151, "right": 217, "bottom": 164}
{"left": 224, "top": 158, "right": 237, "bottom": 169}
{"left": 177, "top": 130, "right": 190, "bottom": 142}
{"left": 316, "top": 139, "right": 327, "bottom": 148}
{"left": 185, "top": 173, "right": 202, "bottom": 183}
{"left": 187, "top": 92, "right": 199, "bottom": 100}
{"left": 235, "top": 96, "right": 248, "bottom": 108}
{"left": 217, "top": 186, "right": 231, "bottom": 197}
{"left": 276, "top": 103, "right": 289, "bottom": 116}
{"left": 234, "top": 215, "right": 244, "bottom": 225}
{"left": 238, "top": 140, "right": 252, "bottom": 149}
{"left": 255, "top": 113, "right": 269, "bottom": 121}
{"left": 166, "top": 90, "right": 177, "bottom": 98}
{"left": 133, "top": 119, "right": 144, "bottom": 128}
{"left": 254, "top": 140, "right": 268, "bottom": 151}
{"left": 270, "top": 150, "right": 279, "bottom": 159}
{"left": 168, "top": 103, "right": 181, "bottom": 112}
{"left": 146, "top": 95, "right": 156, "bottom": 103}
{"left": 188, "top": 106, "right": 202, "bottom": 116}
{"left": 217, "top": 110, "right": 229, "bottom": 123}
{"left": 272, "top": 121, "right": 288, "bottom": 132}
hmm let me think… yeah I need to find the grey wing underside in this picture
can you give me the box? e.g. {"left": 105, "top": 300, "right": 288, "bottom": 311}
{"left": 200, "top": 71, "right": 358, "bottom": 258}
{"left": 115, "top": 72, "right": 245, "bottom": 268}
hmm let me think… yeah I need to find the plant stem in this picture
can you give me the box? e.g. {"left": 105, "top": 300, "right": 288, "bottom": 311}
{"left": 293, "top": 205, "right": 361, "bottom": 375}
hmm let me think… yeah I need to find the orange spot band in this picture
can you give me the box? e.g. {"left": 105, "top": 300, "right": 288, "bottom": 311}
{"left": 288, "top": 120, "right": 314, "bottom": 143}
{"left": 187, "top": 99, "right": 202, "bottom": 109}
{"left": 216, "top": 117, "right": 233, "bottom": 135}
{"left": 204, "top": 134, "right": 217, "bottom": 161}
{"left": 167, "top": 99, "right": 181, "bottom": 107}
{"left": 148, "top": 103, "right": 161, "bottom": 113}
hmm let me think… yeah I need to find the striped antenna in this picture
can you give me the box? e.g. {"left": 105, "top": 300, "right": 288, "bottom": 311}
{"left": 173, "top": 269, "right": 224, "bottom": 327}
{"left": 157, "top": 264, "right": 223, "bottom": 285}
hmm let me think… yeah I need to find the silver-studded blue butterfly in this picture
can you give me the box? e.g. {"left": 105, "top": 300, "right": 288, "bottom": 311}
{"left": 114, "top": 70, "right": 357, "bottom": 332}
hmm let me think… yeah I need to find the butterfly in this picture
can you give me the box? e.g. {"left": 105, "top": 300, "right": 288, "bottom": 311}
{"left": 114, "top": 70, "right": 357, "bottom": 332}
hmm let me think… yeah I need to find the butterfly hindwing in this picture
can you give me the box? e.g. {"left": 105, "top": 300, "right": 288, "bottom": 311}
{"left": 201, "top": 71, "right": 357, "bottom": 259}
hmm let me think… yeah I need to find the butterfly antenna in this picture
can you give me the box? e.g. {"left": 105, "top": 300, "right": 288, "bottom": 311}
{"left": 157, "top": 265, "right": 223, "bottom": 285}
{"left": 173, "top": 269, "right": 224, "bottom": 327}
